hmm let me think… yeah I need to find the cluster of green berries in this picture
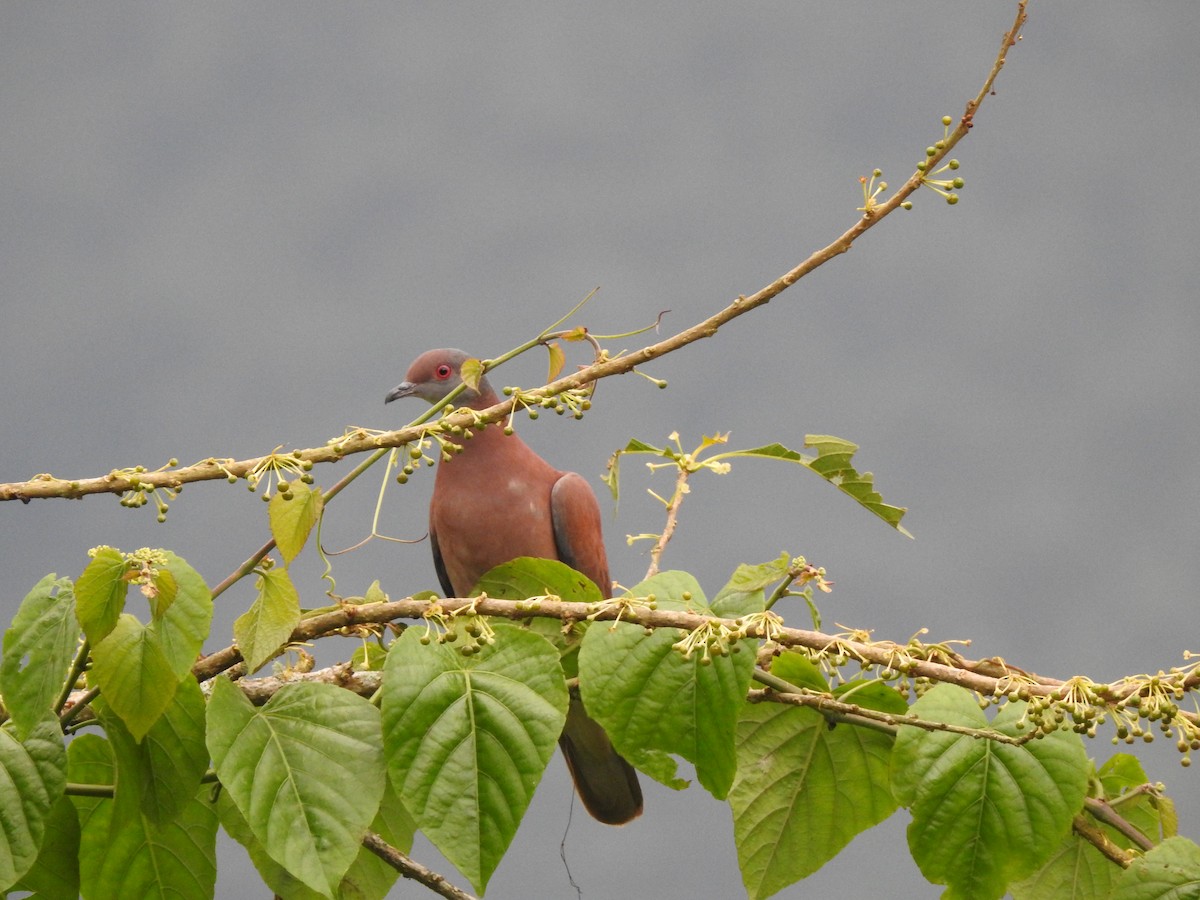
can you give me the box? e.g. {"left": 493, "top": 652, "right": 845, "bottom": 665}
{"left": 502, "top": 385, "right": 592, "bottom": 432}
{"left": 418, "top": 615, "right": 496, "bottom": 657}
{"left": 397, "top": 439, "right": 442, "bottom": 484}
{"left": 117, "top": 460, "right": 181, "bottom": 522}
{"left": 247, "top": 450, "right": 315, "bottom": 501}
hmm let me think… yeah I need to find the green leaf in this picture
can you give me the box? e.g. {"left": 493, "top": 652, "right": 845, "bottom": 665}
{"left": 602, "top": 437, "right": 666, "bottom": 503}
{"left": 234, "top": 566, "right": 302, "bottom": 673}
{"left": 380, "top": 623, "right": 568, "bottom": 894}
{"left": 710, "top": 554, "right": 788, "bottom": 617}
{"left": 69, "top": 733, "right": 218, "bottom": 900}
{"left": 98, "top": 675, "right": 208, "bottom": 824}
{"left": 147, "top": 551, "right": 212, "bottom": 680}
{"left": 474, "top": 556, "right": 605, "bottom": 672}
{"left": 1098, "top": 753, "right": 1176, "bottom": 843}
{"left": 578, "top": 570, "right": 755, "bottom": 800}
{"left": 11, "top": 793, "right": 79, "bottom": 899}
{"left": 769, "top": 650, "right": 831, "bottom": 692}
{"left": 892, "top": 684, "right": 1089, "bottom": 899}
{"left": 834, "top": 677, "right": 910, "bottom": 716}
{"left": 74, "top": 547, "right": 129, "bottom": 644}
{"left": 1011, "top": 754, "right": 1177, "bottom": 900}
{"left": 473, "top": 556, "right": 604, "bottom": 603}
{"left": 722, "top": 436, "right": 911, "bottom": 536}
{"left": 1114, "top": 836, "right": 1200, "bottom": 899}
{"left": 0, "top": 715, "right": 67, "bottom": 893}
{"left": 88, "top": 613, "right": 180, "bottom": 741}
{"left": 206, "top": 677, "right": 385, "bottom": 898}
{"left": 270, "top": 481, "right": 324, "bottom": 565}
{"left": 1, "top": 574, "right": 78, "bottom": 738}
{"left": 730, "top": 701, "right": 897, "bottom": 900}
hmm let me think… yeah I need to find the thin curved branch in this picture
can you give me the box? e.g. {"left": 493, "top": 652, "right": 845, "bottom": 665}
{"left": 0, "top": 4, "right": 1028, "bottom": 507}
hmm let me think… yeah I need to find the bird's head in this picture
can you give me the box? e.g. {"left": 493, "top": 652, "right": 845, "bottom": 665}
{"left": 385, "top": 348, "right": 498, "bottom": 409}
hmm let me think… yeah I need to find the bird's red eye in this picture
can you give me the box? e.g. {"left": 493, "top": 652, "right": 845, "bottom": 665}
{"left": 434, "top": 364, "right": 452, "bottom": 380}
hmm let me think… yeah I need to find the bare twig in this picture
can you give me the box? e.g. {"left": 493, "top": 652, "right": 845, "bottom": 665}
{"left": 0, "top": 6, "right": 1029, "bottom": 508}
{"left": 361, "top": 833, "right": 478, "bottom": 900}
{"left": 644, "top": 467, "right": 690, "bottom": 579}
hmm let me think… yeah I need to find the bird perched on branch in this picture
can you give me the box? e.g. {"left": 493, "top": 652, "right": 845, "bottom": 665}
{"left": 386, "top": 348, "right": 643, "bottom": 825}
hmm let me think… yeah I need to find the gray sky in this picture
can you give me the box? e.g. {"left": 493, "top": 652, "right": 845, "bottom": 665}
{"left": 3, "top": 3, "right": 1199, "bottom": 897}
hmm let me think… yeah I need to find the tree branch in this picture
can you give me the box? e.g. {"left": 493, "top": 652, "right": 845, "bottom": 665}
{"left": 0, "top": 4, "right": 1028, "bottom": 507}
{"left": 361, "top": 833, "right": 478, "bottom": 900}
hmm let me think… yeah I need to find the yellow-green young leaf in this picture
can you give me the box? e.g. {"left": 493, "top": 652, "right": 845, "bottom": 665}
{"left": 89, "top": 614, "right": 180, "bottom": 740}
{"left": 0, "top": 715, "right": 68, "bottom": 893}
{"left": 206, "top": 678, "right": 386, "bottom": 899}
{"left": 730, "top": 701, "right": 897, "bottom": 899}
{"left": 234, "top": 567, "right": 301, "bottom": 674}
{"left": 75, "top": 547, "right": 129, "bottom": 644}
{"left": 269, "top": 482, "right": 324, "bottom": 565}
{"left": 380, "top": 624, "right": 568, "bottom": 895}
{"left": 1114, "top": 836, "right": 1200, "bottom": 899}
{"left": 459, "top": 357, "right": 484, "bottom": 392}
{"left": 69, "top": 733, "right": 218, "bottom": 900}
{"left": 545, "top": 341, "right": 565, "bottom": 382}
{"left": 0, "top": 574, "right": 78, "bottom": 740}
{"left": 147, "top": 551, "right": 212, "bottom": 680}
{"left": 892, "top": 684, "right": 1089, "bottom": 900}
{"left": 146, "top": 566, "right": 177, "bottom": 620}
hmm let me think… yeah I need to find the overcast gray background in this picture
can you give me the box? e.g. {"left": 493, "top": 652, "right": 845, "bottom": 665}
{"left": 3, "top": 3, "right": 1199, "bottom": 898}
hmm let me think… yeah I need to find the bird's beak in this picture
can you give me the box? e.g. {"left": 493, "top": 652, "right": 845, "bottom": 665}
{"left": 385, "top": 382, "right": 416, "bottom": 404}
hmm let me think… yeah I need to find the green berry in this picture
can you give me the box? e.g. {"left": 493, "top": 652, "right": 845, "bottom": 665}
{"left": 925, "top": 146, "right": 936, "bottom": 157}
{"left": 946, "top": 194, "right": 959, "bottom": 205}
{"left": 941, "top": 115, "right": 952, "bottom": 126}
{"left": 952, "top": 177, "right": 964, "bottom": 189}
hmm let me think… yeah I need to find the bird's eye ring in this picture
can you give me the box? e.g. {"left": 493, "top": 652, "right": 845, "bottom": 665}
{"left": 435, "top": 364, "right": 452, "bottom": 379}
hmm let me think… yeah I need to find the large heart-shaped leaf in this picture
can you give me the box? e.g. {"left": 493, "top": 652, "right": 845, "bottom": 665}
{"left": 892, "top": 683, "right": 1089, "bottom": 899}
{"left": 578, "top": 570, "right": 755, "bottom": 799}
{"left": 380, "top": 623, "right": 567, "bottom": 894}
{"left": 730, "top": 701, "right": 897, "bottom": 899}
{"left": 206, "top": 677, "right": 385, "bottom": 898}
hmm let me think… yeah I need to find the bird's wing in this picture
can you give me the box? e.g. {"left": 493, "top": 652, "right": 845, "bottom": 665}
{"left": 549, "top": 471, "right": 611, "bottom": 598}
{"left": 429, "top": 525, "right": 456, "bottom": 597}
